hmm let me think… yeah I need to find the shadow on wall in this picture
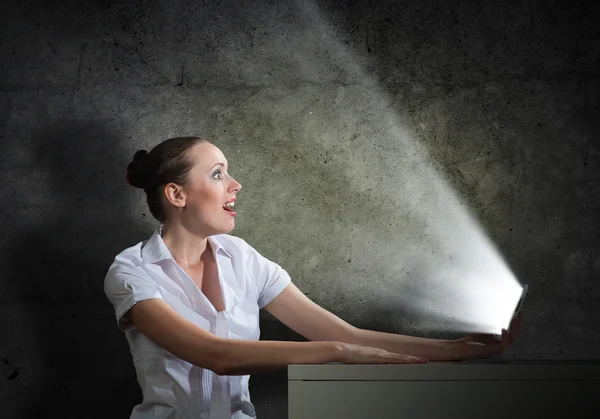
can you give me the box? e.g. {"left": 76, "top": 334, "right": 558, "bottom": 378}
{"left": 7, "top": 122, "right": 144, "bottom": 418}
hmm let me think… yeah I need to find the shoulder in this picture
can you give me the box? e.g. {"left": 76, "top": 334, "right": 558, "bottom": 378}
{"left": 104, "top": 239, "right": 162, "bottom": 300}
{"left": 105, "top": 240, "right": 147, "bottom": 280}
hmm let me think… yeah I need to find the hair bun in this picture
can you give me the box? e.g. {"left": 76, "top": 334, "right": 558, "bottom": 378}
{"left": 126, "top": 150, "right": 149, "bottom": 189}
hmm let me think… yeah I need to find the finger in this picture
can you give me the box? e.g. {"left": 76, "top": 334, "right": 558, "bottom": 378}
{"left": 473, "top": 336, "right": 503, "bottom": 359}
{"left": 392, "top": 357, "right": 418, "bottom": 364}
{"left": 502, "top": 329, "right": 511, "bottom": 348}
{"left": 511, "top": 314, "right": 522, "bottom": 332}
{"left": 402, "top": 355, "right": 427, "bottom": 364}
{"left": 509, "top": 318, "right": 521, "bottom": 343}
{"left": 405, "top": 356, "right": 427, "bottom": 363}
{"left": 468, "top": 333, "right": 489, "bottom": 343}
{"left": 479, "top": 334, "right": 498, "bottom": 345}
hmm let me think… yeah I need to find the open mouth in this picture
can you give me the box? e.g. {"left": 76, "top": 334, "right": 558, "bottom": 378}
{"left": 223, "top": 201, "right": 235, "bottom": 212}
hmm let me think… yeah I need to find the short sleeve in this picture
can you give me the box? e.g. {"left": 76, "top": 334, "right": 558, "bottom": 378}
{"left": 104, "top": 265, "right": 163, "bottom": 331}
{"left": 244, "top": 242, "right": 292, "bottom": 309}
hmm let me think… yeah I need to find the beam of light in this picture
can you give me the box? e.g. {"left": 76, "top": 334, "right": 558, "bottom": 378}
{"left": 295, "top": 0, "right": 524, "bottom": 335}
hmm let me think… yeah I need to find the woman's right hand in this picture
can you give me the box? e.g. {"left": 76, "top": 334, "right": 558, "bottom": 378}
{"left": 337, "top": 342, "right": 428, "bottom": 364}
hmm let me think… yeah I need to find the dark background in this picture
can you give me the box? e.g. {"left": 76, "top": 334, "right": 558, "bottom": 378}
{"left": 1, "top": 0, "right": 599, "bottom": 417}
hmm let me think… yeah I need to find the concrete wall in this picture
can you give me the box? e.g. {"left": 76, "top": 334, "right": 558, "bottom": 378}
{"left": 1, "top": 0, "right": 599, "bottom": 417}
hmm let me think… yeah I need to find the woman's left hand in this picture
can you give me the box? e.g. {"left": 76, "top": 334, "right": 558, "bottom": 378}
{"left": 455, "top": 314, "right": 522, "bottom": 360}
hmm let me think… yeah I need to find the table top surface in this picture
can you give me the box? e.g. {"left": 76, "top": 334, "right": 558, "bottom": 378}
{"left": 288, "top": 360, "right": 600, "bottom": 380}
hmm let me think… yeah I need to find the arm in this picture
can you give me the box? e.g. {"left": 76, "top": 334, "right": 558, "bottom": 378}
{"left": 264, "top": 283, "right": 516, "bottom": 362}
{"left": 129, "top": 298, "right": 342, "bottom": 376}
{"left": 350, "top": 323, "right": 518, "bottom": 361}
{"left": 349, "top": 329, "right": 463, "bottom": 361}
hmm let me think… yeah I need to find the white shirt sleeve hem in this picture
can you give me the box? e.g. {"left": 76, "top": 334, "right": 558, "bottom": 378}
{"left": 257, "top": 272, "right": 292, "bottom": 309}
{"left": 115, "top": 289, "right": 163, "bottom": 331}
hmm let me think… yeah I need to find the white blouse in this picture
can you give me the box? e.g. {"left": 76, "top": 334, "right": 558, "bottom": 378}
{"left": 104, "top": 225, "right": 292, "bottom": 419}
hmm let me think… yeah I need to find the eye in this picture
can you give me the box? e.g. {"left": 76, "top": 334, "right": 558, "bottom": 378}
{"left": 212, "top": 169, "right": 223, "bottom": 180}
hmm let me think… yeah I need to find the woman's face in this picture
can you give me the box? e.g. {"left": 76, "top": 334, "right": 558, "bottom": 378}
{"left": 171, "top": 141, "right": 242, "bottom": 235}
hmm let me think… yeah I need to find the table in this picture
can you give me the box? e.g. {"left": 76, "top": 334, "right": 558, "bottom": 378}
{"left": 288, "top": 360, "right": 600, "bottom": 419}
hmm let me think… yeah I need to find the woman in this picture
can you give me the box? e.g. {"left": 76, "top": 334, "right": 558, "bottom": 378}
{"left": 104, "top": 136, "right": 521, "bottom": 419}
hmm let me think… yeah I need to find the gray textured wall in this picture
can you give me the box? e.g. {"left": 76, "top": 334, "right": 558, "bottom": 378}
{"left": 1, "top": 0, "right": 599, "bottom": 418}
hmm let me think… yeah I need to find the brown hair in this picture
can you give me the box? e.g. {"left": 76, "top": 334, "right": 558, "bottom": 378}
{"left": 126, "top": 136, "right": 208, "bottom": 222}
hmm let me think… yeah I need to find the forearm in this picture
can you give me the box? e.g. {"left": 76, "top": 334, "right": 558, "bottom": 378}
{"left": 131, "top": 299, "right": 343, "bottom": 376}
{"left": 349, "top": 328, "right": 464, "bottom": 362}
{"left": 216, "top": 339, "right": 342, "bottom": 376}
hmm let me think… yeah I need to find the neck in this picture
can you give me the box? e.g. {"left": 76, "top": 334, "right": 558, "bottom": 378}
{"left": 160, "top": 222, "right": 213, "bottom": 268}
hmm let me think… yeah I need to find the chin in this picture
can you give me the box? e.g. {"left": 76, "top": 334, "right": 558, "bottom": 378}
{"left": 220, "top": 222, "right": 236, "bottom": 234}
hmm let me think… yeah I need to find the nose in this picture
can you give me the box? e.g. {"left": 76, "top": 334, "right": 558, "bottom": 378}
{"left": 230, "top": 177, "right": 242, "bottom": 193}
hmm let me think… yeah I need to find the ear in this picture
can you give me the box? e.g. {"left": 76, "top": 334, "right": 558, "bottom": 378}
{"left": 163, "top": 183, "right": 186, "bottom": 208}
